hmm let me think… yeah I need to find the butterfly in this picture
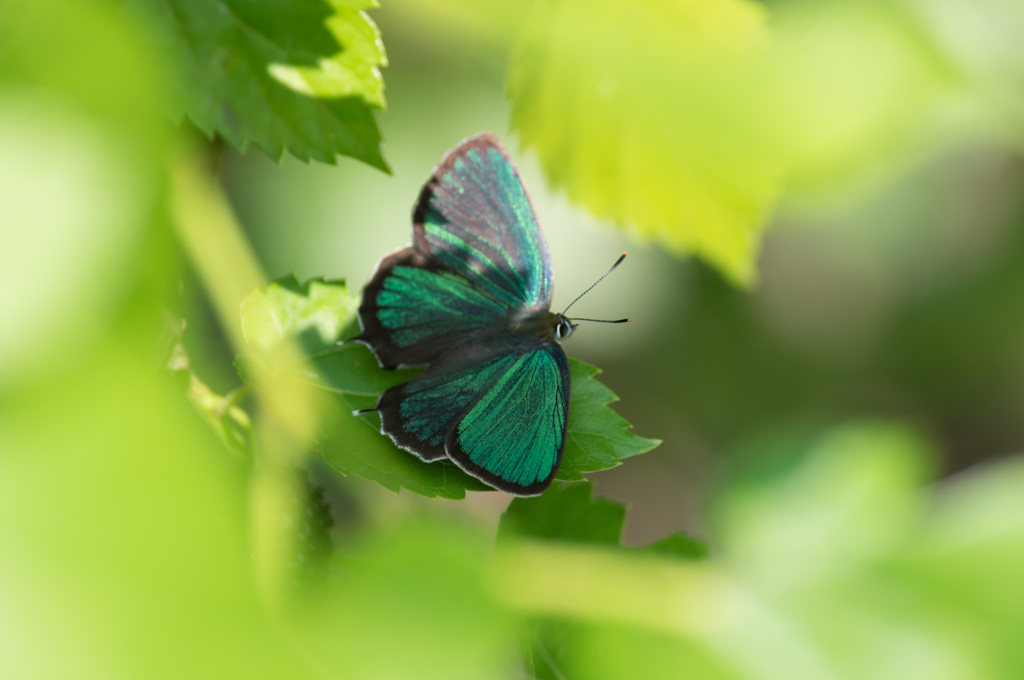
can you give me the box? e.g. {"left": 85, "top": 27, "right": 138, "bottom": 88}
{"left": 355, "top": 132, "right": 625, "bottom": 496}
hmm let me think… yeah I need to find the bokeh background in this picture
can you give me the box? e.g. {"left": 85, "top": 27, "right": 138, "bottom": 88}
{"left": 4, "top": 0, "right": 1024, "bottom": 677}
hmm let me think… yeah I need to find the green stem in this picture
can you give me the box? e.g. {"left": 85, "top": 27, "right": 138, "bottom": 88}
{"left": 169, "top": 144, "right": 317, "bottom": 610}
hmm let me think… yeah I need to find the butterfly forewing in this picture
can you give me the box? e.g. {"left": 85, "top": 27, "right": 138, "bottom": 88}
{"left": 358, "top": 248, "right": 509, "bottom": 369}
{"left": 413, "top": 133, "right": 553, "bottom": 310}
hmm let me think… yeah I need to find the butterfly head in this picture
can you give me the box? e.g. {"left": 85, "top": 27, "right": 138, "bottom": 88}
{"left": 554, "top": 314, "right": 577, "bottom": 344}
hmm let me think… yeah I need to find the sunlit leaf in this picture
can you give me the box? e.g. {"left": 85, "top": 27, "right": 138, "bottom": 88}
{"left": 152, "top": 0, "right": 388, "bottom": 168}
{"left": 764, "top": 1, "right": 963, "bottom": 195}
{"left": 508, "top": 0, "right": 779, "bottom": 285}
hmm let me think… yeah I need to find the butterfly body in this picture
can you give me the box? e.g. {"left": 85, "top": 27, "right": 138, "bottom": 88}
{"left": 355, "top": 132, "right": 574, "bottom": 496}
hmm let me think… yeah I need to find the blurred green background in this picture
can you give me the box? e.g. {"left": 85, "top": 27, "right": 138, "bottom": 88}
{"left": 3, "top": 0, "right": 1024, "bottom": 678}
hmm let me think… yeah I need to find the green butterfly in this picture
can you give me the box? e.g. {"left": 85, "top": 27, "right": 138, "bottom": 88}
{"left": 356, "top": 133, "right": 624, "bottom": 496}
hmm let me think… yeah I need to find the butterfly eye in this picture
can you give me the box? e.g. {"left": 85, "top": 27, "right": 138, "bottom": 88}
{"left": 555, "top": 317, "right": 576, "bottom": 342}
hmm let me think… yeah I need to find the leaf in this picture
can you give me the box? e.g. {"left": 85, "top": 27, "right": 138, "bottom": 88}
{"left": 714, "top": 421, "right": 933, "bottom": 588}
{"left": 164, "top": 314, "right": 253, "bottom": 460}
{"left": 239, "top": 276, "right": 658, "bottom": 499}
{"left": 292, "top": 520, "right": 516, "bottom": 679}
{"left": 558, "top": 362, "right": 661, "bottom": 482}
{"left": 508, "top": 0, "right": 779, "bottom": 285}
{"left": 499, "top": 482, "right": 707, "bottom": 680}
{"left": 292, "top": 479, "right": 334, "bottom": 590}
{"left": 500, "top": 483, "right": 625, "bottom": 545}
{"left": 152, "top": 0, "right": 388, "bottom": 169}
{"left": 239, "top": 275, "right": 487, "bottom": 499}
{"left": 500, "top": 481, "right": 706, "bottom": 557}
{"left": 642, "top": 532, "right": 710, "bottom": 561}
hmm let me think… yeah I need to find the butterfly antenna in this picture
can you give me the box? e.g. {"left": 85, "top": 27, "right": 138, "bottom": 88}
{"left": 568, "top": 316, "right": 630, "bottom": 324}
{"left": 561, "top": 252, "right": 628, "bottom": 321}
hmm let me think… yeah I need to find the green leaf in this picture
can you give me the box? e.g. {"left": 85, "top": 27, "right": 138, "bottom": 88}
{"left": 292, "top": 478, "right": 334, "bottom": 590}
{"left": 642, "top": 532, "right": 710, "bottom": 561}
{"left": 164, "top": 314, "right": 253, "bottom": 461}
{"left": 714, "top": 421, "right": 933, "bottom": 587}
{"left": 500, "top": 483, "right": 625, "bottom": 545}
{"left": 293, "top": 520, "right": 516, "bottom": 679}
{"left": 239, "top": 275, "right": 487, "bottom": 499}
{"left": 508, "top": 0, "right": 779, "bottom": 285}
{"left": 558, "top": 362, "right": 661, "bottom": 481}
{"left": 152, "top": 0, "right": 388, "bottom": 169}
{"left": 500, "top": 481, "right": 706, "bottom": 557}
{"left": 239, "top": 276, "right": 658, "bottom": 499}
{"left": 499, "top": 482, "right": 707, "bottom": 680}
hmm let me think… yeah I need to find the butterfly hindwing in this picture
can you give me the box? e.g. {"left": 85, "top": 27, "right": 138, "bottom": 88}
{"left": 375, "top": 347, "right": 522, "bottom": 462}
{"left": 445, "top": 343, "right": 570, "bottom": 496}
{"left": 376, "top": 341, "right": 569, "bottom": 495}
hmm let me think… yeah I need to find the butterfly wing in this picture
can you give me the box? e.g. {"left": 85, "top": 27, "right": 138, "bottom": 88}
{"left": 357, "top": 132, "right": 553, "bottom": 369}
{"left": 412, "top": 132, "right": 553, "bottom": 310}
{"left": 377, "top": 341, "right": 570, "bottom": 494}
{"left": 357, "top": 246, "right": 510, "bottom": 369}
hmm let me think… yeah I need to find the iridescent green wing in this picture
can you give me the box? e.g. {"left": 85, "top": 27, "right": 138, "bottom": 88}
{"left": 357, "top": 132, "right": 552, "bottom": 369}
{"left": 356, "top": 246, "right": 509, "bottom": 369}
{"left": 412, "top": 132, "right": 553, "bottom": 310}
{"left": 376, "top": 342, "right": 569, "bottom": 493}
{"left": 445, "top": 343, "right": 569, "bottom": 496}
{"left": 374, "top": 346, "right": 521, "bottom": 462}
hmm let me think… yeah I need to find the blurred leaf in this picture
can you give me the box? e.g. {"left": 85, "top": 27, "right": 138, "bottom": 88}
{"left": 239, "top": 276, "right": 659, "bottom": 499}
{"left": 292, "top": 520, "right": 517, "bottom": 679}
{"left": 765, "top": 1, "right": 964, "bottom": 196}
{"left": 888, "top": 456, "right": 1024, "bottom": 672}
{"left": 494, "top": 423, "right": 1024, "bottom": 680}
{"left": 165, "top": 314, "right": 253, "bottom": 460}
{"left": 715, "top": 422, "right": 933, "bottom": 591}
{"left": 151, "top": 0, "right": 388, "bottom": 169}
{"left": 499, "top": 482, "right": 707, "bottom": 679}
{"left": 239, "top": 275, "right": 486, "bottom": 499}
{"left": 508, "top": 0, "right": 779, "bottom": 285}
{"left": 0, "top": 0, "right": 169, "bottom": 387}
{"left": 507, "top": 0, "right": 980, "bottom": 283}
{"left": 0, "top": 347, "right": 326, "bottom": 679}
{"left": 563, "top": 623, "right": 737, "bottom": 680}
{"left": 643, "top": 532, "right": 710, "bottom": 561}
{"left": 291, "top": 479, "right": 334, "bottom": 590}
